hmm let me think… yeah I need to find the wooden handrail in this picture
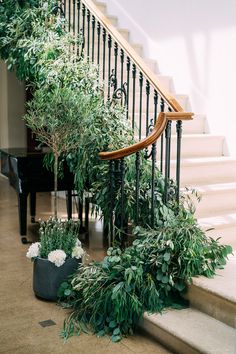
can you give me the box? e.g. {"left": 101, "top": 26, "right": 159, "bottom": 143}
{"left": 99, "top": 112, "right": 193, "bottom": 160}
{"left": 82, "top": 0, "right": 183, "bottom": 113}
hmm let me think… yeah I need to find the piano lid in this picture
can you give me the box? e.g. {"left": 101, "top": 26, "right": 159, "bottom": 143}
{"left": 0, "top": 147, "right": 46, "bottom": 158}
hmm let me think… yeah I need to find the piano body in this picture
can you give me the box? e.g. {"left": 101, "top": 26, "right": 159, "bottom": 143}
{"left": 0, "top": 148, "right": 74, "bottom": 242}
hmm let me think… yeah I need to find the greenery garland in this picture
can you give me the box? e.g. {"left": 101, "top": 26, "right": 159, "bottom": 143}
{"left": 0, "top": 0, "right": 232, "bottom": 342}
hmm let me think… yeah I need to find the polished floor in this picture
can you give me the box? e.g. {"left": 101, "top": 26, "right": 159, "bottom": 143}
{"left": 0, "top": 175, "right": 171, "bottom": 354}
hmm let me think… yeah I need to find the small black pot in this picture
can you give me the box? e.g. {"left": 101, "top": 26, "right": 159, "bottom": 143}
{"left": 33, "top": 257, "right": 80, "bottom": 301}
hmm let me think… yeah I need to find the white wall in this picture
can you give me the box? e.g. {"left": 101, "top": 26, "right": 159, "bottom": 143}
{"left": 103, "top": 0, "right": 236, "bottom": 156}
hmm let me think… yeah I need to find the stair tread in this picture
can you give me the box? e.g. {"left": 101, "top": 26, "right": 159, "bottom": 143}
{"left": 175, "top": 156, "right": 236, "bottom": 166}
{"left": 143, "top": 307, "right": 235, "bottom": 354}
{"left": 189, "top": 255, "right": 236, "bottom": 306}
{"left": 199, "top": 212, "right": 236, "bottom": 228}
{"left": 188, "top": 181, "right": 236, "bottom": 194}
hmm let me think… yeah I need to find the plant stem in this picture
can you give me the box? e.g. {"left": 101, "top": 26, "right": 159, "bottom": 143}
{"left": 54, "top": 152, "right": 58, "bottom": 218}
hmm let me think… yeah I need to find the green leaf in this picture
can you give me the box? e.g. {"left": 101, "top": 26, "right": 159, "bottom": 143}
{"left": 64, "top": 289, "right": 71, "bottom": 296}
{"left": 113, "top": 327, "right": 120, "bottom": 336}
{"left": 163, "top": 252, "right": 171, "bottom": 262}
{"left": 112, "top": 334, "right": 121, "bottom": 342}
{"left": 97, "top": 330, "right": 105, "bottom": 337}
{"left": 156, "top": 272, "right": 163, "bottom": 281}
{"left": 109, "top": 320, "right": 117, "bottom": 329}
{"left": 162, "top": 276, "right": 169, "bottom": 284}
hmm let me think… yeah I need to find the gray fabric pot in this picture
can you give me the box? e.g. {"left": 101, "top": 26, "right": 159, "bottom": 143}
{"left": 33, "top": 257, "right": 80, "bottom": 301}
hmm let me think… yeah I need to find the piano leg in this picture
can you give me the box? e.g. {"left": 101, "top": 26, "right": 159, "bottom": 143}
{"left": 30, "top": 192, "right": 36, "bottom": 223}
{"left": 66, "top": 190, "right": 72, "bottom": 219}
{"left": 17, "top": 192, "right": 28, "bottom": 236}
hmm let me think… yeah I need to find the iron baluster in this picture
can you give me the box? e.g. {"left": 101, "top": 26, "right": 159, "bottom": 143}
{"left": 109, "top": 160, "right": 115, "bottom": 247}
{"left": 68, "top": 0, "right": 71, "bottom": 31}
{"left": 72, "top": 0, "right": 76, "bottom": 34}
{"left": 64, "top": 0, "right": 67, "bottom": 21}
{"left": 97, "top": 22, "right": 101, "bottom": 65}
{"left": 107, "top": 34, "right": 112, "bottom": 100}
{"left": 135, "top": 151, "right": 140, "bottom": 223}
{"left": 154, "top": 89, "right": 158, "bottom": 124}
{"left": 132, "top": 64, "right": 136, "bottom": 130}
{"left": 120, "top": 49, "right": 124, "bottom": 96}
{"left": 145, "top": 80, "right": 150, "bottom": 136}
{"left": 112, "top": 83, "right": 127, "bottom": 105}
{"left": 151, "top": 142, "right": 157, "bottom": 227}
{"left": 139, "top": 72, "right": 143, "bottom": 141}
{"left": 176, "top": 120, "right": 182, "bottom": 204}
{"left": 87, "top": 9, "right": 90, "bottom": 58}
{"left": 160, "top": 98, "right": 165, "bottom": 172}
{"left": 91, "top": 15, "right": 95, "bottom": 62}
{"left": 102, "top": 28, "right": 106, "bottom": 81}
{"left": 126, "top": 57, "right": 130, "bottom": 120}
{"left": 80, "top": 3, "right": 85, "bottom": 54}
{"left": 120, "top": 158, "right": 125, "bottom": 232}
{"left": 114, "top": 42, "right": 118, "bottom": 91}
{"left": 77, "top": 0, "right": 81, "bottom": 39}
{"left": 164, "top": 120, "right": 172, "bottom": 203}
{"left": 82, "top": 4, "right": 86, "bottom": 37}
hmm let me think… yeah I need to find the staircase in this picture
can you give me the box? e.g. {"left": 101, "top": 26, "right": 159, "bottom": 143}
{"left": 93, "top": 0, "right": 236, "bottom": 250}
{"left": 87, "top": 1, "right": 236, "bottom": 353}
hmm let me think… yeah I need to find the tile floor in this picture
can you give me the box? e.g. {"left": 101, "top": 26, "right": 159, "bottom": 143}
{"left": 0, "top": 175, "right": 171, "bottom": 354}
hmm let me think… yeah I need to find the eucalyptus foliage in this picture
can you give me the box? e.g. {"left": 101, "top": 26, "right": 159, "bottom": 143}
{"left": 59, "top": 201, "right": 232, "bottom": 342}
{"left": 0, "top": 0, "right": 233, "bottom": 344}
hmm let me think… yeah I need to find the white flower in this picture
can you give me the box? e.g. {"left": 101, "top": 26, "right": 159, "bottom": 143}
{"left": 76, "top": 239, "right": 82, "bottom": 247}
{"left": 26, "top": 242, "right": 40, "bottom": 259}
{"left": 48, "top": 250, "right": 66, "bottom": 267}
{"left": 72, "top": 246, "right": 84, "bottom": 259}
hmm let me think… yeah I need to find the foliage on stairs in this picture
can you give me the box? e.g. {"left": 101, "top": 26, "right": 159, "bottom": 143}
{"left": 0, "top": 0, "right": 232, "bottom": 342}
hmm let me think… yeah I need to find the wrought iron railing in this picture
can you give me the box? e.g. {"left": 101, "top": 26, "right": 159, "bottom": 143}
{"left": 59, "top": 0, "right": 193, "bottom": 245}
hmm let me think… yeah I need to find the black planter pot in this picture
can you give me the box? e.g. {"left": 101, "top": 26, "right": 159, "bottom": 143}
{"left": 33, "top": 257, "right": 80, "bottom": 301}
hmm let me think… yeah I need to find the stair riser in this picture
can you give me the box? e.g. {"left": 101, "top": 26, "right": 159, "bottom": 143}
{"left": 185, "top": 284, "right": 236, "bottom": 328}
{"left": 182, "top": 116, "right": 206, "bottom": 134}
{"left": 140, "top": 318, "right": 199, "bottom": 354}
{"left": 203, "top": 226, "right": 236, "bottom": 249}
{"left": 132, "top": 134, "right": 223, "bottom": 159}
{"left": 195, "top": 190, "right": 236, "bottom": 218}
{"left": 175, "top": 162, "right": 236, "bottom": 186}
{"left": 93, "top": 2, "right": 107, "bottom": 13}
{"left": 131, "top": 114, "right": 206, "bottom": 135}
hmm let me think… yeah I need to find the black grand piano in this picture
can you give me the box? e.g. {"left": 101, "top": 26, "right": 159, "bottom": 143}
{"left": 0, "top": 148, "right": 74, "bottom": 243}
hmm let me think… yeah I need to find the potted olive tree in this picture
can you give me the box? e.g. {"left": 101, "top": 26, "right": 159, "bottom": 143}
{"left": 22, "top": 16, "right": 99, "bottom": 300}
{"left": 24, "top": 83, "right": 87, "bottom": 300}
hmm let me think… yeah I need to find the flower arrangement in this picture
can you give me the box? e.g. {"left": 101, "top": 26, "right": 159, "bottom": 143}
{"left": 26, "top": 217, "right": 84, "bottom": 267}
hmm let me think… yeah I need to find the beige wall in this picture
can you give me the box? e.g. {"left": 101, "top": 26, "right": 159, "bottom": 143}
{"left": 0, "top": 61, "right": 26, "bottom": 148}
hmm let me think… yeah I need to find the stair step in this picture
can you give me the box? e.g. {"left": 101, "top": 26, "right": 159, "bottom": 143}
{"left": 137, "top": 134, "right": 224, "bottom": 159}
{"left": 155, "top": 75, "right": 174, "bottom": 92}
{"left": 107, "top": 15, "right": 118, "bottom": 27}
{"left": 188, "top": 182, "right": 236, "bottom": 217}
{"left": 131, "top": 113, "right": 206, "bottom": 135}
{"left": 144, "top": 58, "right": 159, "bottom": 73}
{"left": 185, "top": 255, "right": 236, "bottom": 328}
{"left": 118, "top": 28, "right": 130, "bottom": 41}
{"left": 131, "top": 43, "right": 143, "bottom": 57}
{"left": 198, "top": 214, "right": 236, "bottom": 249}
{"left": 141, "top": 308, "right": 235, "bottom": 354}
{"left": 175, "top": 134, "right": 224, "bottom": 158}
{"left": 173, "top": 94, "right": 191, "bottom": 111}
{"left": 182, "top": 114, "right": 206, "bottom": 134}
{"left": 93, "top": 1, "right": 107, "bottom": 14}
{"left": 171, "top": 156, "right": 236, "bottom": 186}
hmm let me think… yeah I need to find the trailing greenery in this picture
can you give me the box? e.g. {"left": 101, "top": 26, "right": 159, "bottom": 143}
{"left": 59, "top": 201, "right": 231, "bottom": 342}
{"left": 0, "top": 0, "right": 232, "bottom": 343}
